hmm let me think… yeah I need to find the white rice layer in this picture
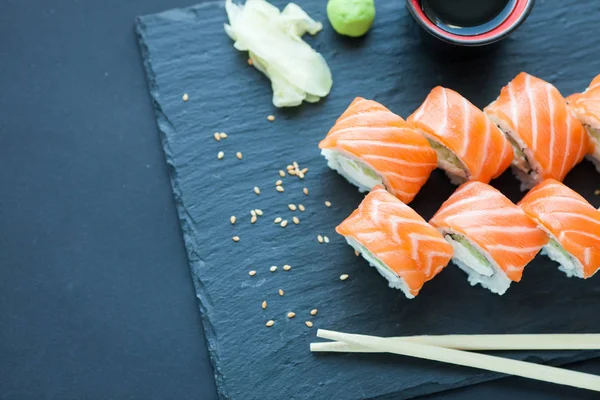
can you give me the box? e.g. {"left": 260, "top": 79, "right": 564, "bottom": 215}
{"left": 420, "top": 133, "right": 468, "bottom": 185}
{"left": 344, "top": 237, "right": 416, "bottom": 299}
{"left": 321, "top": 149, "right": 383, "bottom": 193}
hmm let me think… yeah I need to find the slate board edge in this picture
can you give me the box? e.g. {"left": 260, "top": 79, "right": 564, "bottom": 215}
{"left": 133, "top": 5, "right": 600, "bottom": 399}
{"left": 135, "top": 14, "right": 229, "bottom": 400}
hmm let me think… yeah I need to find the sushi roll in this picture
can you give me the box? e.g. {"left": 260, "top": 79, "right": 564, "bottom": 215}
{"left": 336, "top": 186, "right": 453, "bottom": 299}
{"left": 407, "top": 86, "right": 513, "bottom": 185}
{"left": 518, "top": 179, "right": 600, "bottom": 279}
{"left": 430, "top": 181, "right": 548, "bottom": 295}
{"left": 319, "top": 97, "right": 438, "bottom": 204}
{"left": 567, "top": 74, "right": 600, "bottom": 172}
{"left": 484, "top": 72, "right": 591, "bottom": 191}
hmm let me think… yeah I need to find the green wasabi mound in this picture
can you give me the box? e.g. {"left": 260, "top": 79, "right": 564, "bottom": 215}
{"left": 327, "top": 0, "right": 375, "bottom": 38}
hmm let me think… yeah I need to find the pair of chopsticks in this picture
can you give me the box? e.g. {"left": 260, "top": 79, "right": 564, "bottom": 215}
{"left": 311, "top": 330, "right": 600, "bottom": 392}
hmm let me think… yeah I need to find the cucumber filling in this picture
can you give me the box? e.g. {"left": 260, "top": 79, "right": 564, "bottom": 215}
{"left": 322, "top": 149, "right": 383, "bottom": 192}
{"left": 505, "top": 134, "right": 534, "bottom": 176}
{"left": 446, "top": 234, "right": 494, "bottom": 277}
{"left": 426, "top": 139, "right": 463, "bottom": 170}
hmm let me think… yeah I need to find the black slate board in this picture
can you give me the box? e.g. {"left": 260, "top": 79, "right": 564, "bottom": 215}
{"left": 136, "top": 1, "right": 600, "bottom": 399}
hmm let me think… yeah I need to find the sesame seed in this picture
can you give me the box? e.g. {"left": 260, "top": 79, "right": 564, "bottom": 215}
{"left": 301, "top": 168, "right": 308, "bottom": 174}
{"left": 280, "top": 220, "right": 288, "bottom": 228}
{"left": 276, "top": 186, "right": 284, "bottom": 192}
{"left": 595, "top": 189, "right": 600, "bottom": 195}
{"left": 355, "top": 250, "right": 360, "bottom": 257}
{"left": 276, "top": 180, "right": 283, "bottom": 186}
{"left": 278, "top": 289, "right": 284, "bottom": 296}
{"left": 255, "top": 209, "right": 263, "bottom": 216}
{"left": 270, "top": 266, "right": 277, "bottom": 272}
{"left": 317, "top": 235, "right": 324, "bottom": 243}
{"left": 250, "top": 210, "right": 256, "bottom": 217}
{"left": 324, "top": 236, "right": 329, "bottom": 243}
{"left": 254, "top": 186, "right": 261, "bottom": 195}
{"left": 288, "top": 204, "right": 297, "bottom": 211}
{"left": 230, "top": 216, "right": 236, "bottom": 224}
{"left": 266, "top": 320, "right": 274, "bottom": 327}
{"left": 286, "top": 165, "right": 294, "bottom": 170}
{"left": 267, "top": 115, "right": 275, "bottom": 121}
{"left": 305, "top": 321, "right": 313, "bottom": 328}
{"left": 310, "top": 309, "right": 318, "bottom": 316}
{"left": 219, "top": 132, "right": 228, "bottom": 139}
{"left": 287, "top": 312, "right": 296, "bottom": 319}
{"left": 232, "top": 236, "right": 240, "bottom": 242}
{"left": 298, "top": 204, "right": 305, "bottom": 212}
{"left": 251, "top": 215, "right": 257, "bottom": 224}
{"left": 279, "top": 170, "right": 286, "bottom": 177}
{"left": 293, "top": 162, "right": 299, "bottom": 168}
{"left": 262, "top": 300, "right": 267, "bottom": 309}
{"left": 182, "top": 93, "right": 189, "bottom": 102}
{"left": 283, "top": 264, "right": 291, "bottom": 271}
{"left": 249, "top": 270, "right": 257, "bottom": 276}
{"left": 303, "top": 188, "right": 309, "bottom": 196}
{"left": 292, "top": 216, "right": 299, "bottom": 224}
{"left": 217, "top": 151, "right": 224, "bottom": 160}
{"left": 340, "top": 274, "right": 349, "bottom": 281}
{"left": 248, "top": 58, "right": 253, "bottom": 66}
{"left": 214, "top": 132, "right": 221, "bottom": 141}
{"left": 274, "top": 217, "right": 282, "bottom": 224}
{"left": 288, "top": 170, "right": 296, "bottom": 176}
{"left": 236, "top": 152, "right": 243, "bottom": 160}
{"left": 325, "top": 201, "right": 332, "bottom": 207}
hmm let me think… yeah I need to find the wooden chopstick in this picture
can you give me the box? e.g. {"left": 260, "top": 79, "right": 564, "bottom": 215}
{"left": 310, "top": 333, "right": 600, "bottom": 352}
{"left": 316, "top": 329, "right": 600, "bottom": 392}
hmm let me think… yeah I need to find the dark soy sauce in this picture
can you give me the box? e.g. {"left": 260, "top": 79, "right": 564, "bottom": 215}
{"left": 421, "top": 0, "right": 517, "bottom": 36}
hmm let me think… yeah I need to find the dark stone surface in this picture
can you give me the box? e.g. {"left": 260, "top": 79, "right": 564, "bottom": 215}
{"left": 136, "top": 1, "right": 600, "bottom": 399}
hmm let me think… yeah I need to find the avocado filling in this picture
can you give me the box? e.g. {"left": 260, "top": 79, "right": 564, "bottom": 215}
{"left": 427, "top": 139, "right": 463, "bottom": 169}
{"left": 505, "top": 134, "right": 534, "bottom": 176}
{"left": 446, "top": 234, "right": 494, "bottom": 277}
{"left": 321, "top": 149, "right": 383, "bottom": 192}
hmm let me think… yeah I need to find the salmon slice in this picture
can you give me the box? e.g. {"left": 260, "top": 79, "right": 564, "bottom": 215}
{"left": 336, "top": 186, "right": 453, "bottom": 298}
{"left": 518, "top": 179, "right": 600, "bottom": 278}
{"left": 430, "top": 181, "right": 548, "bottom": 295}
{"left": 407, "top": 87, "right": 513, "bottom": 185}
{"left": 567, "top": 74, "right": 600, "bottom": 171}
{"left": 319, "top": 97, "right": 438, "bottom": 204}
{"left": 484, "top": 72, "right": 591, "bottom": 190}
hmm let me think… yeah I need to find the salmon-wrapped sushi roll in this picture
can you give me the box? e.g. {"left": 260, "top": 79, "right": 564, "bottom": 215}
{"left": 519, "top": 179, "right": 600, "bottom": 279}
{"left": 567, "top": 74, "right": 600, "bottom": 172}
{"left": 407, "top": 86, "right": 513, "bottom": 185}
{"left": 430, "top": 181, "right": 548, "bottom": 295}
{"left": 484, "top": 72, "right": 591, "bottom": 190}
{"left": 319, "top": 97, "right": 438, "bottom": 204}
{"left": 336, "top": 186, "right": 453, "bottom": 299}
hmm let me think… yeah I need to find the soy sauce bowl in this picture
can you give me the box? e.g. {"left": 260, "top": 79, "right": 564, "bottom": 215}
{"left": 406, "top": 0, "right": 535, "bottom": 46}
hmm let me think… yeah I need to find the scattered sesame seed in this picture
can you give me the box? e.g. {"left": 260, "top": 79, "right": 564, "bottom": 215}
{"left": 255, "top": 209, "right": 263, "bottom": 216}
{"left": 286, "top": 165, "right": 294, "bottom": 170}
{"left": 217, "top": 151, "right": 224, "bottom": 160}
{"left": 283, "top": 264, "right": 291, "bottom": 271}
{"left": 301, "top": 168, "right": 308, "bottom": 174}
{"left": 317, "top": 235, "right": 324, "bottom": 243}
{"left": 288, "top": 170, "right": 296, "bottom": 176}
{"left": 278, "top": 289, "right": 284, "bottom": 296}
{"left": 262, "top": 300, "right": 267, "bottom": 309}
{"left": 276, "top": 180, "right": 283, "bottom": 186}
{"left": 270, "top": 266, "right": 278, "bottom": 272}
{"left": 303, "top": 188, "right": 309, "bottom": 196}
{"left": 274, "top": 217, "right": 282, "bottom": 224}
{"left": 279, "top": 170, "right": 286, "bottom": 177}
{"left": 595, "top": 189, "right": 600, "bottom": 195}
{"left": 355, "top": 250, "right": 360, "bottom": 257}
{"left": 267, "top": 115, "right": 275, "bottom": 121}
{"left": 293, "top": 161, "right": 299, "bottom": 168}
{"left": 325, "top": 201, "right": 332, "bottom": 207}
{"left": 214, "top": 132, "right": 221, "bottom": 141}
{"left": 249, "top": 270, "right": 257, "bottom": 276}
{"left": 287, "top": 312, "right": 296, "bottom": 319}
{"left": 254, "top": 186, "right": 261, "bottom": 195}
{"left": 248, "top": 58, "right": 253, "bottom": 66}
{"left": 324, "top": 236, "right": 330, "bottom": 243}
{"left": 236, "top": 152, "right": 243, "bottom": 160}
{"left": 280, "top": 220, "right": 288, "bottom": 228}
{"left": 276, "top": 186, "right": 285, "bottom": 192}
{"left": 182, "top": 93, "right": 189, "bottom": 102}
{"left": 310, "top": 309, "right": 318, "bottom": 316}
{"left": 219, "top": 132, "right": 228, "bottom": 139}
{"left": 266, "top": 320, "right": 274, "bottom": 327}
{"left": 232, "top": 236, "right": 240, "bottom": 242}
{"left": 230, "top": 216, "right": 236, "bottom": 224}
{"left": 288, "top": 204, "right": 297, "bottom": 211}
{"left": 251, "top": 215, "right": 257, "bottom": 224}
{"left": 298, "top": 204, "right": 305, "bottom": 212}
{"left": 251, "top": 210, "right": 256, "bottom": 217}
{"left": 340, "top": 274, "right": 349, "bottom": 281}
{"left": 298, "top": 172, "right": 305, "bottom": 179}
{"left": 305, "top": 321, "right": 313, "bottom": 328}
{"left": 292, "top": 216, "right": 299, "bottom": 224}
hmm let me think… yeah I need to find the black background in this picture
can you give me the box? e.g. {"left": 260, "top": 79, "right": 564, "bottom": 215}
{"left": 2, "top": 1, "right": 600, "bottom": 399}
